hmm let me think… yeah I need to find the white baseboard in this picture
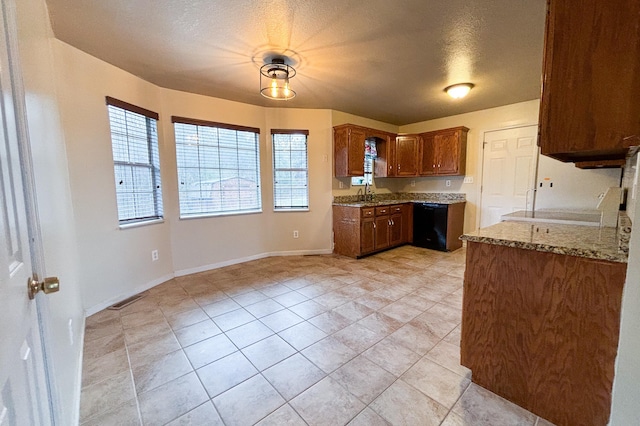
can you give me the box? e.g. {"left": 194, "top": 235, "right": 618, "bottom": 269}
{"left": 174, "top": 252, "right": 270, "bottom": 277}
{"left": 174, "top": 249, "right": 333, "bottom": 277}
{"left": 72, "top": 314, "right": 86, "bottom": 425}
{"left": 84, "top": 273, "right": 175, "bottom": 317}
{"left": 268, "top": 248, "right": 334, "bottom": 257}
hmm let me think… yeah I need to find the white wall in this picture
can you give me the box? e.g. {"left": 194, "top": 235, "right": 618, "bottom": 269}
{"left": 15, "top": 0, "right": 84, "bottom": 423}
{"left": 535, "top": 155, "right": 621, "bottom": 211}
{"left": 264, "top": 108, "right": 334, "bottom": 254}
{"left": 159, "top": 89, "right": 269, "bottom": 274}
{"left": 397, "top": 100, "right": 541, "bottom": 232}
{"left": 610, "top": 152, "right": 640, "bottom": 425}
{"left": 160, "top": 92, "right": 335, "bottom": 275}
{"left": 53, "top": 42, "right": 336, "bottom": 311}
{"left": 53, "top": 41, "right": 174, "bottom": 313}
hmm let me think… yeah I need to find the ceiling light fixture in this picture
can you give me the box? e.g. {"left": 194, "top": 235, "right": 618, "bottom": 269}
{"left": 445, "top": 83, "right": 474, "bottom": 99}
{"left": 260, "top": 57, "right": 296, "bottom": 100}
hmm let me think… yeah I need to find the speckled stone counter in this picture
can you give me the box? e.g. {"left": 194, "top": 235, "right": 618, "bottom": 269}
{"left": 461, "top": 221, "right": 627, "bottom": 263}
{"left": 501, "top": 209, "right": 601, "bottom": 227}
{"left": 333, "top": 192, "right": 466, "bottom": 207}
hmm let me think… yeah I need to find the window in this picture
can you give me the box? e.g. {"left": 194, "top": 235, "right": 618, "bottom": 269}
{"left": 173, "top": 116, "right": 261, "bottom": 217}
{"left": 106, "top": 97, "right": 163, "bottom": 225}
{"left": 272, "top": 129, "right": 309, "bottom": 210}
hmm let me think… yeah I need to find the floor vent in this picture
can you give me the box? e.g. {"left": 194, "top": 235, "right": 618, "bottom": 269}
{"left": 107, "top": 294, "right": 145, "bottom": 310}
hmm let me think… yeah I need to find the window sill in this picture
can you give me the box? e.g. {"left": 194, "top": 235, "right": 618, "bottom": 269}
{"left": 119, "top": 218, "right": 164, "bottom": 229}
{"left": 179, "top": 209, "right": 263, "bottom": 220}
{"left": 274, "top": 208, "right": 310, "bottom": 212}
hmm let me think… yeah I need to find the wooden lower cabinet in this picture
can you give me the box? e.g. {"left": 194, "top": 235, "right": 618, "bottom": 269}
{"left": 461, "top": 241, "right": 627, "bottom": 426}
{"left": 389, "top": 212, "right": 402, "bottom": 246}
{"left": 333, "top": 203, "right": 410, "bottom": 258}
{"left": 374, "top": 215, "right": 390, "bottom": 250}
{"left": 360, "top": 218, "right": 375, "bottom": 254}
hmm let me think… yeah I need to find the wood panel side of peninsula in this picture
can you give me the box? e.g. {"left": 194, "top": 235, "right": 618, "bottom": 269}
{"left": 461, "top": 241, "right": 626, "bottom": 426}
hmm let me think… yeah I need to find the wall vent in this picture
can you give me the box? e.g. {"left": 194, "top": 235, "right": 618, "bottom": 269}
{"left": 107, "top": 294, "right": 145, "bottom": 310}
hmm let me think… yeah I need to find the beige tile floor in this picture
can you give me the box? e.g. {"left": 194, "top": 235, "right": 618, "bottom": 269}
{"left": 80, "top": 245, "right": 555, "bottom": 426}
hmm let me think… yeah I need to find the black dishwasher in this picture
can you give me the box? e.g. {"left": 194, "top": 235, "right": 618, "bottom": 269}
{"left": 413, "top": 203, "right": 448, "bottom": 251}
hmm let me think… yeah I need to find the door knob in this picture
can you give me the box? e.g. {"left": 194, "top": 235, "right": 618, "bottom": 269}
{"left": 28, "top": 274, "right": 60, "bottom": 300}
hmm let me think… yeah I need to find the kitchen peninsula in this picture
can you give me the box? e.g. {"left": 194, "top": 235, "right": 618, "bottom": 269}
{"left": 460, "top": 221, "right": 628, "bottom": 426}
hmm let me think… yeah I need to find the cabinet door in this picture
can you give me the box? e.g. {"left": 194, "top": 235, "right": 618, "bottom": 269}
{"left": 347, "top": 127, "right": 367, "bottom": 176}
{"left": 333, "top": 127, "right": 349, "bottom": 177}
{"left": 418, "top": 132, "right": 436, "bottom": 175}
{"left": 539, "top": 0, "right": 640, "bottom": 162}
{"left": 404, "top": 203, "right": 413, "bottom": 243}
{"left": 333, "top": 205, "right": 363, "bottom": 258}
{"left": 374, "top": 134, "right": 395, "bottom": 177}
{"left": 361, "top": 218, "right": 375, "bottom": 254}
{"left": 435, "top": 131, "right": 461, "bottom": 175}
{"left": 389, "top": 213, "right": 403, "bottom": 246}
{"left": 374, "top": 215, "right": 390, "bottom": 250}
{"left": 395, "top": 136, "right": 419, "bottom": 176}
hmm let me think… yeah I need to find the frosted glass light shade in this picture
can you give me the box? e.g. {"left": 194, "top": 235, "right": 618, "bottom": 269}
{"left": 445, "top": 83, "right": 474, "bottom": 99}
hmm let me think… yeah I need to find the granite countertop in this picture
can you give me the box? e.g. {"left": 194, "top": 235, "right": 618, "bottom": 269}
{"left": 333, "top": 199, "right": 466, "bottom": 207}
{"left": 501, "top": 210, "right": 601, "bottom": 227}
{"left": 333, "top": 192, "right": 466, "bottom": 207}
{"left": 461, "top": 221, "right": 627, "bottom": 263}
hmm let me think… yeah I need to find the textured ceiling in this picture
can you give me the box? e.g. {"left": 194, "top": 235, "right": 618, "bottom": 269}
{"left": 45, "top": 0, "right": 547, "bottom": 125}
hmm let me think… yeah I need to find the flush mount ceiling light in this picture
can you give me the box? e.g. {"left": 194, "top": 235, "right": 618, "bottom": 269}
{"left": 445, "top": 83, "right": 474, "bottom": 99}
{"left": 260, "top": 57, "right": 296, "bottom": 100}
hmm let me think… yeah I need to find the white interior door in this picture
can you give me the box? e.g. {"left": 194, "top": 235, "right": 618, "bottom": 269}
{"left": 480, "top": 125, "right": 539, "bottom": 228}
{"left": 0, "top": 0, "right": 53, "bottom": 424}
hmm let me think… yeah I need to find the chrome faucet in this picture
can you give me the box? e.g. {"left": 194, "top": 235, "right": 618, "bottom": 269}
{"left": 356, "top": 188, "right": 364, "bottom": 202}
{"left": 364, "top": 182, "right": 371, "bottom": 202}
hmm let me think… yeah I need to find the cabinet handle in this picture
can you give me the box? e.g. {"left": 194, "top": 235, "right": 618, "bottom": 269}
{"left": 433, "top": 163, "right": 435, "bottom": 168}
{"left": 373, "top": 222, "right": 376, "bottom": 229}
{"left": 388, "top": 219, "right": 392, "bottom": 226}
{"left": 397, "top": 165, "right": 400, "bottom": 170}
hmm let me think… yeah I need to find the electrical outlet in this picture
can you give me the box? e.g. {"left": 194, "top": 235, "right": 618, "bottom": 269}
{"left": 445, "top": 180, "right": 451, "bottom": 187}
{"left": 463, "top": 176, "right": 473, "bottom": 184}
{"left": 410, "top": 180, "right": 415, "bottom": 187}
{"left": 293, "top": 230, "right": 299, "bottom": 239}
{"left": 151, "top": 249, "right": 159, "bottom": 261}
{"left": 339, "top": 181, "right": 344, "bottom": 189}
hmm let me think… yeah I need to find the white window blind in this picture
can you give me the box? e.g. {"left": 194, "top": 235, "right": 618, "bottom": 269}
{"left": 173, "top": 117, "right": 262, "bottom": 217}
{"left": 272, "top": 130, "right": 309, "bottom": 210}
{"left": 106, "top": 97, "right": 163, "bottom": 225}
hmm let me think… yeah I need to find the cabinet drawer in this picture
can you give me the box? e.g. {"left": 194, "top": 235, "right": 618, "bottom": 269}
{"left": 391, "top": 205, "right": 403, "bottom": 214}
{"left": 361, "top": 208, "right": 375, "bottom": 218}
{"left": 375, "top": 206, "right": 389, "bottom": 215}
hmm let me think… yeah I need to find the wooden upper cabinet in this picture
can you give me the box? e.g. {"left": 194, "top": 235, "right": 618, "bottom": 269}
{"left": 436, "top": 128, "right": 467, "bottom": 175}
{"left": 539, "top": 0, "right": 640, "bottom": 162}
{"left": 418, "top": 132, "right": 436, "bottom": 175}
{"left": 419, "top": 127, "right": 468, "bottom": 176}
{"left": 374, "top": 133, "right": 396, "bottom": 177}
{"left": 334, "top": 124, "right": 467, "bottom": 178}
{"left": 334, "top": 125, "right": 366, "bottom": 177}
{"left": 394, "top": 135, "right": 419, "bottom": 176}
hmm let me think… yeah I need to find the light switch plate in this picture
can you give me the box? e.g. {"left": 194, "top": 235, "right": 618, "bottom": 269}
{"left": 463, "top": 176, "right": 473, "bottom": 184}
